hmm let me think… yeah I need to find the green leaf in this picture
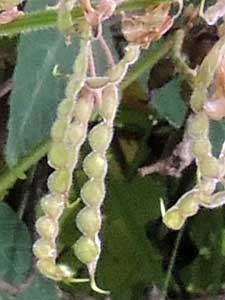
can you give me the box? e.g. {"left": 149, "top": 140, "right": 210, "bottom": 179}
{"left": 152, "top": 77, "right": 187, "bottom": 129}
{"left": 98, "top": 176, "right": 167, "bottom": 299}
{"left": 209, "top": 119, "right": 225, "bottom": 157}
{"left": 181, "top": 209, "right": 225, "bottom": 292}
{"left": 0, "top": 202, "right": 32, "bottom": 285}
{"left": 20, "top": 275, "right": 57, "bottom": 300}
{"left": 6, "top": 0, "right": 80, "bottom": 166}
{"left": 0, "top": 294, "right": 15, "bottom": 300}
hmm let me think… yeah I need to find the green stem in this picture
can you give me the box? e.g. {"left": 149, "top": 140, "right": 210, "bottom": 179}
{"left": 0, "top": 140, "right": 50, "bottom": 199}
{"left": 0, "top": 0, "right": 169, "bottom": 37}
{"left": 121, "top": 38, "right": 173, "bottom": 90}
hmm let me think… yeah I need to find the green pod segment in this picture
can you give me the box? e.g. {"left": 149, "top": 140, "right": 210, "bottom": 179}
{"left": 83, "top": 152, "right": 107, "bottom": 179}
{"left": 81, "top": 179, "right": 105, "bottom": 207}
{"left": 47, "top": 169, "right": 72, "bottom": 194}
{"left": 88, "top": 122, "right": 113, "bottom": 153}
{"left": 192, "top": 138, "right": 212, "bottom": 159}
{"left": 57, "top": 98, "right": 73, "bottom": 119}
{"left": 107, "top": 62, "right": 127, "bottom": 83}
{"left": 37, "top": 259, "right": 61, "bottom": 281}
{"left": 48, "top": 142, "right": 73, "bottom": 169}
{"left": 188, "top": 112, "right": 209, "bottom": 139}
{"left": 73, "top": 236, "right": 100, "bottom": 264}
{"left": 123, "top": 45, "right": 140, "bottom": 64}
{"left": 74, "top": 97, "right": 93, "bottom": 123}
{"left": 201, "top": 191, "right": 225, "bottom": 208}
{"left": 76, "top": 207, "right": 101, "bottom": 237}
{"left": 33, "top": 239, "right": 57, "bottom": 260}
{"left": 198, "top": 156, "right": 220, "bottom": 178}
{"left": 51, "top": 119, "right": 68, "bottom": 141}
{"left": 100, "top": 85, "right": 119, "bottom": 122}
{"left": 163, "top": 207, "right": 185, "bottom": 230}
{"left": 35, "top": 216, "right": 58, "bottom": 241}
{"left": 67, "top": 121, "right": 86, "bottom": 147}
{"left": 41, "top": 194, "right": 65, "bottom": 219}
{"left": 177, "top": 190, "right": 199, "bottom": 217}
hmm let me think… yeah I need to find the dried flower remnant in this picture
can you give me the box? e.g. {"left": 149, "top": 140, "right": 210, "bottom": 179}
{"left": 204, "top": 55, "right": 225, "bottom": 120}
{"left": 200, "top": 0, "right": 225, "bottom": 25}
{"left": 121, "top": 4, "right": 174, "bottom": 49}
{"left": 0, "top": 0, "right": 24, "bottom": 25}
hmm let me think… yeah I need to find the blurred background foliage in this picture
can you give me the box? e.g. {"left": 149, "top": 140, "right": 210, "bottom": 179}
{"left": 1, "top": 0, "right": 225, "bottom": 299}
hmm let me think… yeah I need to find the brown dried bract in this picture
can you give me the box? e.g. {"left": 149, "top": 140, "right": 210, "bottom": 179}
{"left": 121, "top": 4, "right": 174, "bottom": 49}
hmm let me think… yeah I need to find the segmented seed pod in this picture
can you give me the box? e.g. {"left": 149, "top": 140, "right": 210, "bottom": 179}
{"left": 74, "top": 84, "right": 120, "bottom": 295}
{"left": 188, "top": 112, "right": 209, "bottom": 139}
{"left": 34, "top": 27, "right": 93, "bottom": 281}
{"left": 177, "top": 190, "right": 200, "bottom": 217}
{"left": 163, "top": 207, "right": 185, "bottom": 230}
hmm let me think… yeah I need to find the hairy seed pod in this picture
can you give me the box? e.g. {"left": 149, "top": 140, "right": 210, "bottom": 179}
{"left": 35, "top": 216, "right": 58, "bottom": 241}
{"left": 83, "top": 152, "right": 107, "bottom": 178}
{"left": 50, "top": 119, "right": 68, "bottom": 141}
{"left": 48, "top": 143, "right": 70, "bottom": 169}
{"left": 33, "top": 239, "right": 57, "bottom": 259}
{"left": 123, "top": 45, "right": 140, "bottom": 64}
{"left": 198, "top": 156, "right": 220, "bottom": 178}
{"left": 86, "top": 77, "right": 109, "bottom": 89}
{"left": 57, "top": 98, "right": 73, "bottom": 119}
{"left": 202, "top": 191, "right": 225, "bottom": 208}
{"left": 76, "top": 207, "right": 101, "bottom": 237}
{"left": 192, "top": 138, "right": 212, "bottom": 158}
{"left": 73, "top": 236, "right": 99, "bottom": 264}
{"left": 74, "top": 97, "right": 93, "bottom": 123}
{"left": 188, "top": 112, "right": 209, "bottom": 139}
{"left": 80, "top": 179, "right": 105, "bottom": 207}
{"left": 41, "top": 194, "right": 65, "bottom": 219}
{"left": 47, "top": 169, "right": 72, "bottom": 194}
{"left": 199, "top": 192, "right": 213, "bottom": 205}
{"left": 163, "top": 207, "right": 185, "bottom": 230}
{"left": 100, "top": 85, "right": 119, "bottom": 122}
{"left": 37, "top": 259, "right": 61, "bottom": 281}
{"left": 199, "top": 178, "right": 217, "bottom": 195}
{"left": 177, "top": 190, "right": 200, "bottom": 217}
{"left": 107, "top": 62, "right": 127, "bottom": 83}
{"left": 88, "top": 123, "right": 113, "bottom": 153}
{"left": 67, "top": 121, "right": 86, "bottom": 147}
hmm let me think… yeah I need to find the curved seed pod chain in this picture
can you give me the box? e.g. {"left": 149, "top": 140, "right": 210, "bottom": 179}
{"left": 162, "top": 33, "right": 225, "bottom": 230}
{"left": 33, "top": 22, "right": 93, "bottom": 281}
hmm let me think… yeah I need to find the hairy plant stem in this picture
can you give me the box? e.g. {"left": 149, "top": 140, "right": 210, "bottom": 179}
{"left": 0, "top": 0, "right": 169, "bottom": 36}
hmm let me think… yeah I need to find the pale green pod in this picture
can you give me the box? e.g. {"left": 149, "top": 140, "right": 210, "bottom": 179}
{"left": 198, "top": 192, "right": 213, "bottom": 205}
{"left": 57, "top": 98, "right": 73, "bottom": 119}
{"left": 199, "top": 178, "right": 217, "bottom": 195}
{"left": 74, "top": 97, "right": 93, "bottom": 123}
{"left": 41, "top": 194, "right": 65, "bottom": 219}
{"left": 76, "top": 207, "right": 101, "bottom": 237}
{"left": 35, "top": 216, "right": 58, "bottom": 241}
{"left": 198, "top": 156, "right": 220, "bottom": 178}
{"left": 48, "top": 143, "right": 70, "bottom": 169}
{"left": 88, "top": 123, "right": 113, "bottom": 153}
{"left": 107, "top": 62, "right": 127, "bottom": 83}
{"left": 177, "top": 190, "right": 199, "bottom": 217}
{"left": 163, "top": 207, "right": 185, "bottom": 230}
{"left": 37, "top": 259, "right": 62, "bottom": 281}
{"left": 86, "top": 77, "right": 109, "bottom": 89}
{"left": 33, "top": 239, "right": 57, "bottom": 260}
{"left": 67, "top": 121, "right": 86, "bottom": 147}
{"left": 123, "top": 45, "right": 140, "bottom": 64}
{"left": 190, "top": 87, "right": 208, "bottom": 112}
{"left": 188, "top": 112, "right": 209, "bottom": 139}
{"left": 73, "top": 236, "right": 99, "bottom": 264}
{"left": 192, "top": 138, "right": 212, "bottom": 159}
{"left": 51, "top": 119, "right": 68, "bottom": 141}
{"left": 83, "top": 152, "right": 107, "bottom": 179}
{"left": 202, "top": 191, "right": 225, "bottom": 208}
{"left": 100, "top": 85, "right": 119, "bottom": 122}
{"left": 81, "top": 179, "right": 105, "bottom": 207}
{"left": 47, "top": 169, "right": 72, "bottom": 194}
